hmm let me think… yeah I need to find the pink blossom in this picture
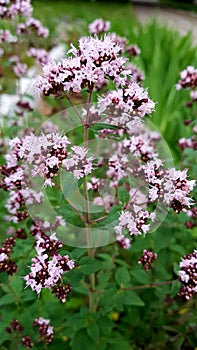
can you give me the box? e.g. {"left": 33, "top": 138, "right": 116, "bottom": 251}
{"left": 89, "top": 18, "right": 110, "bottom": 35}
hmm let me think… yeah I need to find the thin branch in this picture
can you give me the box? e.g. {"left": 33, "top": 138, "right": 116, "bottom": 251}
{"left": 65, "top": 93, "right": 84, "bottom": 124}
{"left": 88, "top": 215, "right": 107, "bottom": 224}
{"left": 122, "top": 280, "right": 175, "bottom": 291}
{"left": 66, "top": 198, "right": 87, "bottom": 223}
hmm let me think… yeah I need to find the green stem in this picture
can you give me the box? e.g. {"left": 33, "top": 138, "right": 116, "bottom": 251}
{"left": 83, "top": 88, "right": 96, "bottom": 312}
{"left": 122, "top": 279, "right": 175, "bottom": 291}
{"left": 65, "top": 93, "right": 84, "bottom": 124}
{"left": 66, "top": 197, "right": 87, "bottom": 222}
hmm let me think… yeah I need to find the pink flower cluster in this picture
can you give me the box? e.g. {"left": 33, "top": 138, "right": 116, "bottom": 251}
{"left": 24, "top": 232, "right": 74, "bottom": 302}
{"left": 36, "top": 35, "right": 130, "bottom": 95}
{"left": 5, "top": 317, "right": 54, "bottom": 347}
{"left": 62, "top": 146, "right": 94, "bottom": 179}
{"left": 176, "top": 65, "right": 197, "bottom": 106}
{"left": 0, "top": 237, "right": 17, "bottom": 275}
{"left": 138, "top": 249, "right": 157, "bottom": 270}
{"left": 89, "top": 18, "right": 110, "bottom": 35}
{"left": 176, "top": 66, "right": 197, "bottom": 90}
{"left": 178, "top": 250, "right": 197, "bottom": 300}
{"left": 5, "top": 188, "right": 43, "bottom": 223}
{"left": 34, "top": 317, "right": 54, "bottom": 344}
{"left": 15, "top": 132, "right": 94, "bottom": 186}
{"left": 178, "top": 136, "right": 197, "bottom": 151}
{"left": 98, "top": 82, "right": 155, "bottom": 123}
{"left": 17, "top": 132, "right": 70, "bottom": 187}
{"left": 0, "top": 0, "right": 33, "bottom": 19}
{"left": 126, "top": 63, "right": 145, "bottom": 83}
{"left": 0, "top": 137, "right": 44, "bottom": 222}
{"left": 0, "top": 0, "right": 49, "bottom": 82}
{"left": 115, "top": 211, "right": 156, "bottom": 249}
{"left": 0, "top": 29, "right": 13, "bottom": 43}
{"left": 17, "top": 18, "right": 49, "bottom": 38}
{"left": 30, "top": 215, "right": 66, "bottom": 236}
{"left": 27, "top": 47, "right": 49, "bottom": 64}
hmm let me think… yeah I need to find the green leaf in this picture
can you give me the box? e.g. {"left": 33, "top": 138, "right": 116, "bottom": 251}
{"left": 99, "top": 289, "right": 115, "bottom": 314}
{"left": 173, "top": 262, "right": 180, "bottom": 275}
{"left": 87, "top": 322, "right": 99, "bottom": 342}
{"left": 21, "top": 289, "right": 36, "bottom": 302}
{"left": 118, "top": 187, "right": 129, "bottom": 204}
{"left": 0, "top": 326, "right": 10, "bottom": 345}
{"left": 96, "top": 339, "right": 107, "bottom": 350}
{"left": 0, "top": 294, "right": 15, "bottom": 306}
{"left": 97, "top": 271, "right": 110, "bottom": 289}
{"left": 108, "top": 333, "right": 132, "bottom": 350}
{"left": 9, "top": 277, "right": 24, "bottom": 295}
{"left": 73, "top": 285, "right": 89, "bottom": 296}
{"left": 170, "top": 244, "right": 185, "bottom": 255}
{"left": 65, "top": 268, "right": 83, "bottom": 286}
{"left": 123, "top": 290, "right": 145, "bottom": 306}
{"left": 96, "top": 212, "right": 120, "bottom": 228}
{"left": 72, "top": 329, "right": 95, "bottom": 350}
{"left": 170, "top": 280, "right": 180, "bottom": 298}
{"left": 79, "top": 257, "right": 102, "bottom": 274}
{"left": 115, "top": 267, "right": 130, "bottom": 286}
{"left": 131, "top": 269, "right": 149, "bottom": 284}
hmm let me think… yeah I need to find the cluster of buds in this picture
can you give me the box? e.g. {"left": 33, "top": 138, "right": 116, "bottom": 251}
{"left": 122, "top": 135, "right": 156, "bottom": 163}
{"left": 24, "top": 232, "right": 74, "bottom": 302}
{"left": 178, "top": 250, "right": 197, "bottom": 300}
{"left": 34, "top": 317, "right": 54, "bottom": 344}
{"left": 138, "top": 249, "right": 157, "bottom": 270}
{"left": 16, "top": 100, "right": 33, "bottom": 117}
{"left": 6, "top": 319, "right": 24, "bottom": 333}
{"left": 21, "top": 336, "right": 33, "bottom": 349}
{"left": 5, "top": 319, "right": 33, "bottom": 348}
{"left": 0, "top": 237, "right": 17, "bottom": 275}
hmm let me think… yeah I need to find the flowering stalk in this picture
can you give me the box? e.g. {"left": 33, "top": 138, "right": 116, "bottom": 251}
{"left": 84, "top": 87, "right": 96, "bottom": 312}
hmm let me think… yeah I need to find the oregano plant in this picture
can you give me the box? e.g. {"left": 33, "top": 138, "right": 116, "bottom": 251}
{"left": 0, "top": 3, "right": 196, "bottom": 349}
